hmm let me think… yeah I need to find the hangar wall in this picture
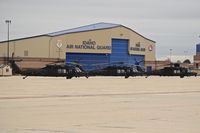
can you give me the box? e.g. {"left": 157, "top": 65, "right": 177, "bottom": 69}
{"left": 50, "top": 26, "right": 156, "bottom": 61}
{"left": 66, "top": 39, "right": 145, "bottom": 70}
{"left": 0, "top": 36, "right": 50, "bottom": 58}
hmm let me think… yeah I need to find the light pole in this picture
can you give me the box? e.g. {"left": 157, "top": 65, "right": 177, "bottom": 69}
{"left": 169, "top": 49, "right": 172, "bottom": 62}
{"left": 5, "top": 20, "right": 11, "bottom": 65}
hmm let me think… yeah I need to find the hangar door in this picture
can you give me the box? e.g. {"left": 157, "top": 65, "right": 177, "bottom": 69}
{"left": 66, "top": 53, "right": 109, "bottom": 70}
{"left": 110, "top": 39, "right": 144, "bottom": 66}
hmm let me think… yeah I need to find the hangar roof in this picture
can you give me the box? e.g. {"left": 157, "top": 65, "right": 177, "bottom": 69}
{"left": 46, "top": 22, "right": 155, "bottom": 43}
{"left": 47, "top": 22, "right": 120, "bottom": 36}
{"left": 0, "top": 22, "right": 155, "bottom": 43}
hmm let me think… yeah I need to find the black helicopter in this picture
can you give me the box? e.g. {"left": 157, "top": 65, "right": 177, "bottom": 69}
{"left": 87, "top": 61, "right": 146, "bottom": 78}
{"left": 147, "top": 63, "right": 197, "bottom": 78}
{"left": 10, "top": 60, "right": 88, "bottom": 79}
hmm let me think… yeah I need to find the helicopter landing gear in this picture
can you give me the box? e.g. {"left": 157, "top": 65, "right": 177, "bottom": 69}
{"left": 66, "top": 76, "right": 72, "bottom": 79}
{"left": 23, "top": 75, "right": 28, "bottom": 79}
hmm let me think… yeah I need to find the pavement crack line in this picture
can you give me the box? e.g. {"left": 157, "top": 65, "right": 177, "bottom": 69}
{"left": 0, "top": 90, "right": 200, "bottom": 100}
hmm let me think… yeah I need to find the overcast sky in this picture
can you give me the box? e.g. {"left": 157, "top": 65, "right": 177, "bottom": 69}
{"left": 0, "top": 0, "right": 200, "bottom": 60}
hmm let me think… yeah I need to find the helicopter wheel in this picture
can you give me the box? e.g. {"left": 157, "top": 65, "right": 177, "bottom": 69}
{"left": 66, "top": 76, "right": 72, "bottom": 79}
{"left": 125, "top": 75, "right": 129, "bottom": 79}
{"left": 23, "top": 76, "right": 28, "bottom": 79}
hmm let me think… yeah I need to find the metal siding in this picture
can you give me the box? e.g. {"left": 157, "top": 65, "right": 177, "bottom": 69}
{"left": 66, "top": 53, "right": 109, "bottom": 71}
{"left": 196, "top": 44, "right": 200, "bottom": 53}
{"left": 129, "top": 55, "right": 144, "bottom": 66}
{"left": 110, "top": 39, "right": 129, "bottom": 63}
{"left": 110, "top": 39, "right": 144, "bottom": 66}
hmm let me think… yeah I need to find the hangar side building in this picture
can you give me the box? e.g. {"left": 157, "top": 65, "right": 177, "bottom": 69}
{"left": 194, "top": 43, "right": 200, "bottom": 69}
{"left": 0, "top": 22, "right": 156, "bottom": 71}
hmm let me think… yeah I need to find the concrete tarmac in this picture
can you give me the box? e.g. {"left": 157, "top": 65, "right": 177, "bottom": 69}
{"left": 0, "top": 76, "right": 200, "bottom": 133}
